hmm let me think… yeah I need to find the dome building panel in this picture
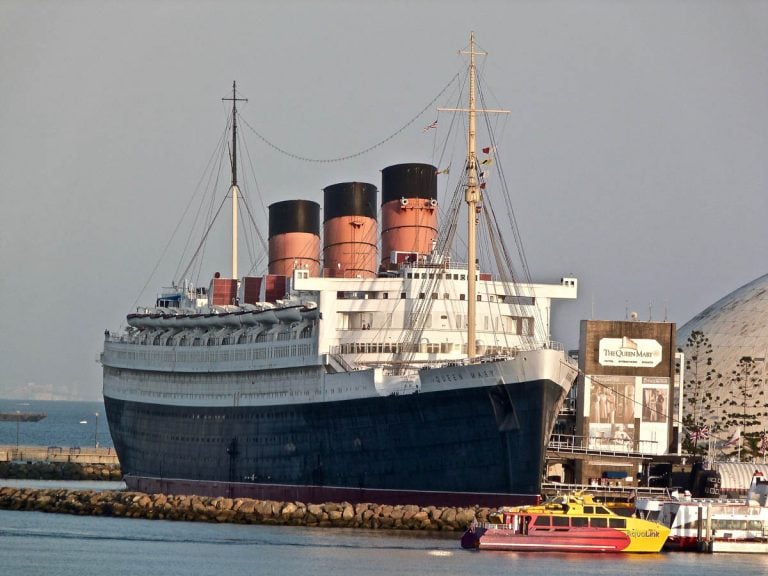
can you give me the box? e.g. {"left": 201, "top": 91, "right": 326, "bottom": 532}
{"left": 677, "top": 273, "right": 768, "bottom": 450}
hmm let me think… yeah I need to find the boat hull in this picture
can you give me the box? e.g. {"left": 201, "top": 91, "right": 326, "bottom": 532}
{"left": 104, "top": 373, "right": 566, "bottom": 506}
{"left": 462, "top": 525, "right": 633, "bottom": 553}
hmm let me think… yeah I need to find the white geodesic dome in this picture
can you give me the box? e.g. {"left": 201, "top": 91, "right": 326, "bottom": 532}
{"left": 677, "top": 273, "right": 768, "bottom": 454}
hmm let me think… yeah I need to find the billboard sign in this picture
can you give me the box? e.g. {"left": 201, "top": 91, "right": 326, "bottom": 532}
{"left": 598, "top": 337, "right": 662, "bottom": 368}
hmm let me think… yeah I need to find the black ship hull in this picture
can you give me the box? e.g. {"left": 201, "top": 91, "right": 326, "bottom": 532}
{"left": 104, "top": 377, "right": 565, "bottom": 507}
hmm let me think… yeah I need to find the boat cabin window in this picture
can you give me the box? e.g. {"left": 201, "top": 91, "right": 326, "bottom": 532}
{"left": 571, "top": 517, "right": 588, "bottom": 527}
{"left": 713, "top": 519, "right": 749, "bottom": 531}
{"left": 609, "top": 518, "right": 626, "bottom": 529}
{"left": 552, "top": 516, "right": 569, "bottom": 528}
{"left": 583, "top": 505, "right": 611, "bottom": 515}
{"left": 533, "top": 516, "right": 551, "bottom": 527}
{"left": 748, "top": 520, "right": 766, "bottom": 531}
{"left": 590, "top": 517, "right": 608, "bottom": 528}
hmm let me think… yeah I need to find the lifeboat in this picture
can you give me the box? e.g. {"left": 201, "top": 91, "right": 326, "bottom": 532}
{"left": 275, "top": 305, "right": 303, "bottom": 323}
{"left": 254, "top": 303, "right": 279, "bottom": 324}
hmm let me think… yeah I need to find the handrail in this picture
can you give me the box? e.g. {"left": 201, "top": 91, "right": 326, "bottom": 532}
{"left": 548, "top": 433, "right": 659, "bottom": 457}
{"left": 541, "top": 482, "right": 670, "bottom": 498}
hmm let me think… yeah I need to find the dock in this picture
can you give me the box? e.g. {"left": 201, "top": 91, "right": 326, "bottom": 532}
{"left": 0, "top": 445, "right": 119, "bottom": 466}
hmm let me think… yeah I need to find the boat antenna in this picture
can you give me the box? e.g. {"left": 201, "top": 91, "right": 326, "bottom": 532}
{"left": 439, "top": 32, "right": 509, "bottom": 358}
{"left": 222, "top": 81, "right": 248, "bottom": 280}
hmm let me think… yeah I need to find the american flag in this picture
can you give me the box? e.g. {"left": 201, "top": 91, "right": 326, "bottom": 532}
{"left": 688, "top": 425, "right": 710, "bottom": 442}
{"left": 422, "top": 120, "right": 438, "bottom": 132}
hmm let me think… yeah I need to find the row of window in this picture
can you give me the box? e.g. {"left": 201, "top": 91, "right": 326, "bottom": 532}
{"left": 335, "top": 342, "right": 520, "bottom": 356}
{"left": 134, "top": 325, "right": 314, "bottom": 347}
{"left": 336, "top": 287, "right": 522, "bottom": 303}
{"left": 106, "top": 368, "right": 321, "bottom": 399}
{"left": 338, "top": 311, "right": 534, "bottom": 334}
{"left": 106, "top": 343, "right": 315, "bottom": 365}
{"left": 530, "top": 515, "right": 627, "bottom": 529}
{"left": 680, "top": 518, "right": 767, "bottom": 532}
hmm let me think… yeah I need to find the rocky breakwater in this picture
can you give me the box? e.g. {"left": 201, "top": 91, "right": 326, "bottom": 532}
{"left": 0, "top": 461, "right": 122, "bottom": 481}
{"left": 0, "top": 486, "right": 492, "bottom": 531}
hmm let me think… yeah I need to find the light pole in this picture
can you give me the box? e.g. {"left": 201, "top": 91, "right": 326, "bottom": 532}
{"left": 15, "top": 410, "right": 20, "bottom": 451}
{"left": 94, "top": 412, "right": 99, "bottom": 448}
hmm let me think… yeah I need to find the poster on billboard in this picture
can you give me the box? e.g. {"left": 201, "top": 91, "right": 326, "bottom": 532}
{"left": 642, "top": 386, "right": 668, "bottom": 422}
{"left": 588, "top": 375, "right": 635, "bottom": 425}
{"left": 588, "top": 422, "right": 635, "bottom": 450}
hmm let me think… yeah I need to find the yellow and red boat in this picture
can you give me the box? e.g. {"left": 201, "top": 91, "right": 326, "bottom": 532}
{"left": 461, "top": 492, "right": 669, "bottom": 553}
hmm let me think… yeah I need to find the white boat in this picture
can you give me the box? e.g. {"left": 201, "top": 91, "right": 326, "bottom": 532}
{"left": 636, "top": 471, "right": 768, "bottom": 553}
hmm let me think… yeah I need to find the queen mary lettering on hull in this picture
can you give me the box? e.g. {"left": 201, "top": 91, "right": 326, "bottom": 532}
{"left": 101, "top": 33, "right": 578, "bottom": 507}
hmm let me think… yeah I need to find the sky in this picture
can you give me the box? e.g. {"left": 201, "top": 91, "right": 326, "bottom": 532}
{"left": 1, "top": 0, "right": 766, "bottom": 400}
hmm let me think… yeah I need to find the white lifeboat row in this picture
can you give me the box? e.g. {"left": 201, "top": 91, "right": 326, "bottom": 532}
{"left": 126, "top": 302, "right": 318, "bottom": 331}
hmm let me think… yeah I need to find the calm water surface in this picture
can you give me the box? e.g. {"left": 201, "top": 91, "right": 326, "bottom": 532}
{"left": 0, "top": 400, "right": 112, "bottom": 448}
{"left": 1, "top": 509, "right": 767, "bottom": 576}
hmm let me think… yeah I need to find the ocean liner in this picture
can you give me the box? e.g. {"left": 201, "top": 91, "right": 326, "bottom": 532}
{"left": 101, "top": 34, "right": 578, "bottom": 507}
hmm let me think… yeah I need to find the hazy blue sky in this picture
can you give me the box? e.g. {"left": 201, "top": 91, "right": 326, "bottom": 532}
{"left": 1, "top": 1, "right": 766, "bottom": 400}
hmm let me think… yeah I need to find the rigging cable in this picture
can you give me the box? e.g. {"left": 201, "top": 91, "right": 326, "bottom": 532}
{"left": 238, "top": 74, "right": 460, "bottom": 163}
{"left": 129, "top": 122, "right": 231, "bottom": 315}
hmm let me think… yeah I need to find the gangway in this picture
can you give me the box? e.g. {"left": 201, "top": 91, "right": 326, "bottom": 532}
{"left": 547, "top": 433, "right": 657, "bottom": 461}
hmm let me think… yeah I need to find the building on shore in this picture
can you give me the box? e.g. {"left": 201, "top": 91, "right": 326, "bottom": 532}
{"left": 546, "top": 319, "right": 682, "bottom": 488}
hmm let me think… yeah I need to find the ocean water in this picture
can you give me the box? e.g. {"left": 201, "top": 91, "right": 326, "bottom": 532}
{"left": 1, "top": 509, "right": 768, "bottom": 576}
{"left": 0, "top": 400, "right": 112, "bottom": 449}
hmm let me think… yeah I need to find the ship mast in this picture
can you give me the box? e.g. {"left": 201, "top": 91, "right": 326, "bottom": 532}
{"left": 223, "top": 81, "right": 248, "bottom": 280}
{"left": 441, "top": 33, "right": 509, "bottom": 359}
{"left": 465, "top": 34, "right": 480, "bottom": 359}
